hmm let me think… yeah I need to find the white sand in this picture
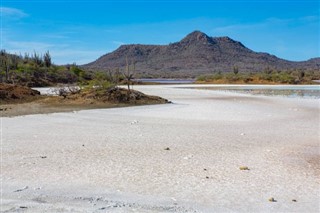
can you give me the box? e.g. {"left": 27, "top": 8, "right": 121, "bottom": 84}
{"left": 1, "top": 85, "right": 320, "bottom": 212}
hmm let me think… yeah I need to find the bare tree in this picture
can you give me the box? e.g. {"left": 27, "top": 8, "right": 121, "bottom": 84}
{"left": 13, "top": 56, "right": 19, "bottom": 69}
{"left": 123, "top": 56, "right": 135, "bottom": 92}
{"left": 114, "top": 67, "right": 120, "bottom": 86}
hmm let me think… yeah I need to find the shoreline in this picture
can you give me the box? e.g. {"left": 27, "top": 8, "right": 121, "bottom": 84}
{"left": 0, "top": 86, "right": 169, "bottom": 117}
{"left": 0, "top": 97, "right": 166, "bottom": 117}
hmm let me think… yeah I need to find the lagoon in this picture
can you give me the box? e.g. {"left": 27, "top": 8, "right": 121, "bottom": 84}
{"left": 182, "top": 85, "right": 320, "bottom": 99}
{"left": 135, "top": 78, "right": 195, "bottom": 84}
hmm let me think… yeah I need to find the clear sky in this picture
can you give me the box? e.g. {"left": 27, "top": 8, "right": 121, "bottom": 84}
{"left": 1, "top": 0, "right": 319, "bottom": 65}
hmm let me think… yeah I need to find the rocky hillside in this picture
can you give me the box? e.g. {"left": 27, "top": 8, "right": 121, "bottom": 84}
{"left": 83, "top": 31, "right": 320, "bottom": 78}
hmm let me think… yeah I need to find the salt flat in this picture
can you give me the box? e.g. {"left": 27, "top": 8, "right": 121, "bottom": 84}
{"left": 1, "top": 85, "right": 319, "bottom": 212}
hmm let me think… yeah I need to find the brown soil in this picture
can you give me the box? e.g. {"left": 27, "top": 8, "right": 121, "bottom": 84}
{"left": 0, "top": 83, "right": 41, "bottom": 103}
{"left": 0, "top": 84, "right": 169, "bottom": 117}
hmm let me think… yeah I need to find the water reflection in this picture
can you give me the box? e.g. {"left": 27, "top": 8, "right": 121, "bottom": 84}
{"left": 186, "top": 86, "right": 320, "bottom": 99}
{"left": 135, "top": 79, "right": 195, "bottom": 84}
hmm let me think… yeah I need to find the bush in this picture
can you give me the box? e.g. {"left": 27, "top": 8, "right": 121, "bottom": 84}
{"left": 82, "top": 72, "right": 115, "bottom": 94}
{"left": 271, "top": 72, "right": 295, "bottom": 84}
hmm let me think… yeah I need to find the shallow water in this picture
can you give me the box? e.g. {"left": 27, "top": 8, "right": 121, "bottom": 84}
{"left": 185, "top": 85, "right": 320, "bottom": 98}
{"left": 135, "top": 79, "right": 195, "bottom": 84}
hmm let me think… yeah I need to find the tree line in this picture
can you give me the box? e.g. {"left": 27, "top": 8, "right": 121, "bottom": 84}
{"left": 0, "top": 50, "right": 136, "bottom": 91}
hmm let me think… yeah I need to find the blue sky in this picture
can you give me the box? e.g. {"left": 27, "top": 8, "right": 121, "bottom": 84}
{"left": 1, "top": 0, "right": 319, "bottom": 65}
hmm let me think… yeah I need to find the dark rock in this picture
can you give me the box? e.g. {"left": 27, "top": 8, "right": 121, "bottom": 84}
{"left": 268, "top": 197, "right": 277, "bottom": 202}
{"left": 239, "top": 166, "right": 250, "bottom": 170}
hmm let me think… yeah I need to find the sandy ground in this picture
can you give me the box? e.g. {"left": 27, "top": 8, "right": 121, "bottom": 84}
{"left": 1, "top": 85, "right": 319, "bottom": 212}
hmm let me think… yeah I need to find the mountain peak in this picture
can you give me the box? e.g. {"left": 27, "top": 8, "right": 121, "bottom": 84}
{"left": 83, "top": 31, "right": 318, "bottom": 77}
{"left": 181, "top": 30, "right": 211, "bottom": 43}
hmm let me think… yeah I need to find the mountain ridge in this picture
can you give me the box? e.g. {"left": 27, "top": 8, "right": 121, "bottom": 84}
{"left": 83, "top": 31, "right": 319, "bottom": 78}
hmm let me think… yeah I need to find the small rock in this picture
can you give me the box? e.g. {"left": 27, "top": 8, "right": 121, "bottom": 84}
{"left": 82, "top": 144, "right": 85, "bottom": 147}
{"left": 206, "top": 176, "right": 209, "bottom": 179}
{"left": 19, "top": 206, "right": 28, "bottom": 209}
{"left": 268, "top": 197, "right": 276, "bottom": 202}
{"left": 130, "top": 120, "right": 138, "bottom": 125}
{"left": 239, "top": 166, "right": 250, "bottom": 170}
{"left": 183, "top": 154, "right": 193, "bottom": 160}
{"left": 14, "top": 186, "right": 28, "bottom": 192}
{"left": 164, "top": 147, "right": 170, "bottom": 151}
{"left": 203, "top": 168, "right": 207, "bottom": 171}
{"left": 240, "top": 133, "right": 246, "bottom": 136}
{"left": 292, "top": 199, "right": 297, "bottom": 202}
{"left": 40, "top": 156, "right": 47, "bottom": 159}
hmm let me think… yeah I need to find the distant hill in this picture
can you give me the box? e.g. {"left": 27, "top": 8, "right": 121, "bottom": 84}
{"left": 83, "top": 31, "right": 320, "bottom": 78}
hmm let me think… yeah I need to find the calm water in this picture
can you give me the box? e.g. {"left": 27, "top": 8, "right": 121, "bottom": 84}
{"left": 187, "top": 85, "right": 320, "bottom": 99}
{"left": 135, "top": 79, "right": 195, "bottom": 84}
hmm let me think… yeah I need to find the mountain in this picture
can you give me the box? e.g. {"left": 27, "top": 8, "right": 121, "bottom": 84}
{"left": 83, "top": 31, "right": 320, "bottom": 78}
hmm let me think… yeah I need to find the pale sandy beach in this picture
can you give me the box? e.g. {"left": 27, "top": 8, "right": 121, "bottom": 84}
{"left": 1, "top": 85, "right": 319, "bottom": 212}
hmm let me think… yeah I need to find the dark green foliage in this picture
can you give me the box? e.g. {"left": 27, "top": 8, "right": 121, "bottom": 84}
{"left": 270, "top": 71, "right": 295, "bottom": 84}
{"left": 83, "top": 71, "right": 115, "bottom": 95}
{"left": 71, "top": 65, "right": 84, "bottom": 77}
{"left": 33, "top": 52, "right": 43, "bottom": 67}
{"left": 0, "top": 50, "right": 9, "bottom": 82}
{"left": 0, "top": 50, "right": 85, "bottom": 86}
{"left": 44, "top": 51, "right": 52, "bottom": 68}
{"left": 197, "top": 69, "right": 318, "bottom": 84}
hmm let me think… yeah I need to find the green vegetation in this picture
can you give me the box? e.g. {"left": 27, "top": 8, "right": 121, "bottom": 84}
{"left": 82, "top": 71, "right": 115, "bottom": 95}
{"left": 0, "top": 50, "right": 134, "bottom": 90}
{"left": 0, "top": 50, "right": 89, "bottom": 86}
{"left": 197, "top": 69, "right": 320, "bottom": 84}
{"left": 1, "top": 49, "right": 318, "bottom": 87}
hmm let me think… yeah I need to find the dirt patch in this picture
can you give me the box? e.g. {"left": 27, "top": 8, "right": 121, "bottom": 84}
{"left": 0, "top": 85, "right": 170, "bottom": 117}
{"left": 76, "top": 87, "right": 168, "bottom": 104}
{"left": 0, "top": 83, "right": 40, "bottom": 103}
